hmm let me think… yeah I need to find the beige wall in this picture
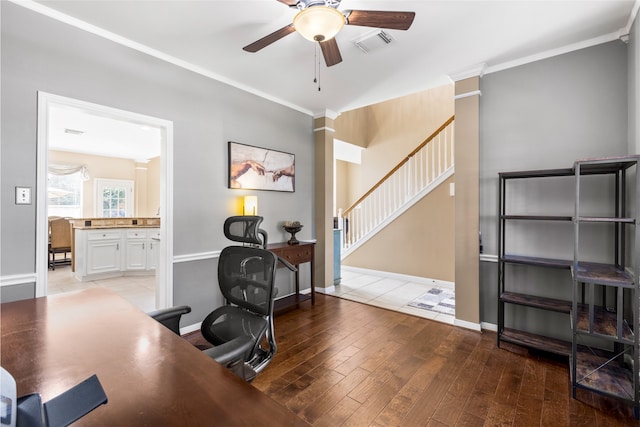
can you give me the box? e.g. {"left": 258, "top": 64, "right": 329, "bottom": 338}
{"left": 335, "top": 84, "right": 454, "bottom": 213}
{"left": 334, "top": 107, "right": 368, "bottom": 148}
{"left": 454, "top": 78, "right": 480, "bottom": 325}
{"left": 145, "top": 156, "right": 161, "bottom": 216}
{"left": 49, "top": 150, "right": 160, "bottom": 217}
{"left": 343, "top": 175, "right": 455, "bottom": 282}
{"left": 335, "top": 84, "right": 455, "bottom": 282}
{"left": 314, "top": 116, "right": 335, "bottom": 289}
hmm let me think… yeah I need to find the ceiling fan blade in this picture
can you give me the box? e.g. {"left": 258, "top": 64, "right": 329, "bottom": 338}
{"left": 276, "top": 0, "right": 299, "bottom": 5}
{"left": 345, "top": 10, "right": 416, "bottom": 30}
{"left": 243, "top": 24, "right": 296, "bottom": 53}
{"left": 320, "top": 38, "right": 342, "bottom": 67}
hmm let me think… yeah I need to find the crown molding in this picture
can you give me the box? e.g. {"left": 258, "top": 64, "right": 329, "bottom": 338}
{"left": 485, "top": 30, "right": 623, "bottom": 75}
{"left": 313, "top": 109, "right": 341, "bottom": 120}
{"left": 448, "top": 63, "right": 487, "bottom": 82}
{"left": 10, "top": 0, "right": 314, "bottom": 117}
{"left": 622, "top": 0, "right": 640, "bottom": 36}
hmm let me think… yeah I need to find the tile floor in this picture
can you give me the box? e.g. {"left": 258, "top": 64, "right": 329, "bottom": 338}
{"left": 47, "top": 265, "right": 156, "bottom": 312}
{"left": 47, "top": 266, "right": 455, "bottom": 325}
{"left": 326, "top": 268, "right": 455, "bottom": 325}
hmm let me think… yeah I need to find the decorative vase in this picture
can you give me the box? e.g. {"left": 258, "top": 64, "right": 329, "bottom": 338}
{"left": 283, "top": 225, "right": 303, "bottom": 245}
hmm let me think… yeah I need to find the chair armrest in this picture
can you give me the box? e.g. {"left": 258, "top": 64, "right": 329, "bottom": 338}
{"left": 202, "top": 335, "right": 254, "bottom": 366}
{"left": 277, "top": 256, "right": 297, "bottom": 272}
{"left": 147, "top": 305, "right": 191, "bottom": 335}
{"left": 147, "top": 305, "right": 191, "bottom": 322}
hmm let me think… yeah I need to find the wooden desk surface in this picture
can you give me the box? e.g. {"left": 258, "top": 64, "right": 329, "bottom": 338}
{"left": 0, "top": 289, "right": 308, "bottom": 426}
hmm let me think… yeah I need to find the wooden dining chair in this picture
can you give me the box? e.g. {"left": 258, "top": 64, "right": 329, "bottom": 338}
{"left": 49, "top": 217, "right": 72, "bottom": 270}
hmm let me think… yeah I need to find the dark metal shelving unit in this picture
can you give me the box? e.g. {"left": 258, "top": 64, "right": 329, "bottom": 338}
{"left": 498, "top": 156, "right": 640, "bottom": 418}
{"left": 571, "top": 156, "right": 640, "bottom": 418}
{"left": 498, "top": 168, "right": 575, "bottom": 356}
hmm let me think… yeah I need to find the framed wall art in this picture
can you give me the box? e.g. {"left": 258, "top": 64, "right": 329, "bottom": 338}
{"left": 228, "top": 141, "right": 295, "bottom": 192}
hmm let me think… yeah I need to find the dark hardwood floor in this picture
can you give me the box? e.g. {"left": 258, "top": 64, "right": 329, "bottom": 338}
{"left": 189, "top": 294, "right": 638, "bottom": 426}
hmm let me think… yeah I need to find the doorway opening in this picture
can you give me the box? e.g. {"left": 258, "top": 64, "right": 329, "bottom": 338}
{"left": 36, "top": 92, "right": 174, "bottom": 310}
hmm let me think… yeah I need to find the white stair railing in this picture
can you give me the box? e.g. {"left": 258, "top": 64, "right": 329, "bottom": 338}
{"left": 340, "top": 116, "right": 455, "bottom": 256}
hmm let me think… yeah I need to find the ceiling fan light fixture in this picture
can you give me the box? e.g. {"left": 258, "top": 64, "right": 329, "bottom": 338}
{"left": 293, "top": 6, "right": 345, "bottom": 42}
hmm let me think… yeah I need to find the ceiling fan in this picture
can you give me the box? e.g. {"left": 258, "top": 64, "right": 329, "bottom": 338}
{"left": 243, "top": 0, "right": 416, "bottom": 67}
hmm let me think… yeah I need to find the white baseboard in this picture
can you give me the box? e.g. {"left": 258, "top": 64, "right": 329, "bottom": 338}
{"left": 180, "top": 322, "right": 201, "bottom": 335}
{"left": 454, "top": 318, "right": 482, "bottom": 332}
{"left": 0, "top": 273, "right": 37, "bottom": 287}
{"left": 315, "top": 286, "right": 335, "bottom": 294}
{"left": 481, "top": 322, "right": 498, "bottom": 332}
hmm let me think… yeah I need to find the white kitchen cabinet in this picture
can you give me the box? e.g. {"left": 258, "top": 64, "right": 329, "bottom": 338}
{"left": 74, "top": 228, "right": 159, "bottom": 281}
{"left": 86, "top": 231, "right": 122, "bottom": 276}
{"left": 125, "top": 230, "right": 148, "bottom": 271}
{"left": 147, "top": 229, "right": 161, "bottom": 270}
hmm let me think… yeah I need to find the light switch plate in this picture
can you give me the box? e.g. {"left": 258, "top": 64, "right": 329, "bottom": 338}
{"left": 15, "top": 187, "right": 32, "bottom": 205}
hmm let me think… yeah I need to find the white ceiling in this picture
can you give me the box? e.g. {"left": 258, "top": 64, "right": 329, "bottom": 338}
{"left": 48, "top": 105, "right": 162, "bottom": 162}
{"left": 22, "top": 0, "right": 638, "bottom": 159}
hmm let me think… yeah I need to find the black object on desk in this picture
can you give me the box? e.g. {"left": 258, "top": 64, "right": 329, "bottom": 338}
{"left": 17, "top": 374, "right": 107, "bottom": 427}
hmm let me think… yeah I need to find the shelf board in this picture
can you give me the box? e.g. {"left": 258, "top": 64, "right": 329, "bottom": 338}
{"left": 499, "top": 168, "right": 575, "bottom": 179}
{"left": 577, "top": 216, "right": 636, "bottom": 224}
{"left": 574, "top": 304, "right": 635, "bottom": 343}
{"left": 499, "top": 328, "right": 571, "bottom": 357}
{"left": 573, "top": 347, "right": 635, "bottom": 402}
{"left": 573, "top": 262, "right": 635, "bottom": 288}
{"left": 575, "top": 156, "right": 639, "bottom": 174}
{"left": 502, "top": 214, "right": 573, "bottom": 221}
{"left": 501, "top": 292, "right": 571, "bottom": 313}
{"left": 502, "top": 254, "right": 572, "bottom": 269}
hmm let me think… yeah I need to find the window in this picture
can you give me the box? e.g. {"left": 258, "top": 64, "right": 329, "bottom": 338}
{"left": 48, "top": 171, "right": 82, "bottom": 217}
{"left": 95, "top": 179, "right": 134, "bottom": 217}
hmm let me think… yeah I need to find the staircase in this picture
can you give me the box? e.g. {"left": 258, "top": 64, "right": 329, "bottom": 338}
{"left": 339, "top": 116, "right": 455, "bottom": 258}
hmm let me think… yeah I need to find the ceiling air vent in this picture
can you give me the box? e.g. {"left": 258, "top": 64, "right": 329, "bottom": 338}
{"left": 353, "top": 30, "right": 394, "bottom": 54}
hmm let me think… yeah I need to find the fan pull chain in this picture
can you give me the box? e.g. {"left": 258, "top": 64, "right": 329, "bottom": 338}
{"left": 313, "top": 44, "right": 321, "bottom": 92}
{"left": 313, "top": 44, "right": 317, "bottom": 85}
{"left": 317, "top": 44, "right": 321, "bottom": 92}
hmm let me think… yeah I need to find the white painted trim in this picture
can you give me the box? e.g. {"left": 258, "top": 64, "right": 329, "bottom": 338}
{"left": 481, "top": 322, "right": 498, "bottom": 332}
{"left": 448, "top": 63, "right": 487, "bottom": 82}
{"left": 36, "top": 92, "right": 174, "bottom": 309}
{"left": 340, "top": 265, "right": 455, "bottom": 290}
{"left": 454, "top": 318, "right": 482, "bottom": 332}
{"left": 1, "top": 273, "right": 38, "bottom": 287}
{"left": 314, "top": 110, "right": 341, "bottom": 120}
{"left": 342, "top": 166, "right": 454, "bottom": 258}
{"left": 180, "top": 322, "right": 202, "bottom": 335}
{"left": 315, "top": 285, "right": 336, "bottom": 294}
{"left": 622, "top": 0, "right": 640, "bottom": 36}
{"left": 453, "top": 90, "right": 482, "bottom": 100}
{"left": 94, "top": 178, "right": 135, "bottom": 217}
{"left": 36, "top": 94, "right": 50, "bottom": 296}
{"left": 159, "top": 119, "right": 174, "bottom": 309}
{"left": 480, "top": 254, "right": 498, "bottom": 263}
{"left": 314, "top": 126, "right": 335, "bottom": 133}
{"left": 485, "top": 30, "right": 623, "bottom": 75}
{"left": 11, "top": 0, "right": 313, "bottom": 117}
{"left": 173, "top": 250, "right": 221, "bottom": 263}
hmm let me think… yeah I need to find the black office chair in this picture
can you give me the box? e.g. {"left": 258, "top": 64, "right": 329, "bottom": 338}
{"left": 201, "top": 245, "right": 278, "bottom": 381}
{"left": 223, "top": 215, "right": 296, "bottom": 271}
{"left": 222, "top": 215, "right": 268, "bottom": 248}
{"left": 148, "top": 305, "right": 192, "bottom": 335}
{"left": 200, "top": 216, "right": 295, "bottom": 381}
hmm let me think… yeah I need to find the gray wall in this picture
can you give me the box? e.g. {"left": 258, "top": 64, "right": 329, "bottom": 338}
{"left": 0, "top": 3, "right": 313, "bottom": 324}
{"left": 630, "top": 12, "right": 640, "bottom": 155}
{"left": 479, "top": 40, "right": 629, "bottom": 332}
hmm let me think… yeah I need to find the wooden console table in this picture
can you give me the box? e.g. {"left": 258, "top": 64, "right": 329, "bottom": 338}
{"left": 269, "top": 241, "right": 315, "bottom": 314}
